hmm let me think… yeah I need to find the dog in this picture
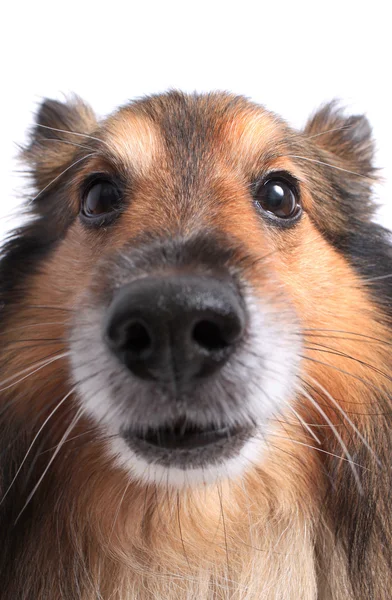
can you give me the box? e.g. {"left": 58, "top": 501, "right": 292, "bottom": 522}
{"left": 0, "top": 91, "right": 391, "bottom": 599}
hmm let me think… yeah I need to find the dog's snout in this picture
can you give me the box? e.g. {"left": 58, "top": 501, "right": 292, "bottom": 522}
{"left": 105, "top": 275, "right": 246, "bottom": 384}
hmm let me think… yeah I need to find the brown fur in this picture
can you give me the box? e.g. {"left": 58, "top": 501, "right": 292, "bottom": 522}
{"left": 0, "top": 91, "right": 391, "bottom": 599}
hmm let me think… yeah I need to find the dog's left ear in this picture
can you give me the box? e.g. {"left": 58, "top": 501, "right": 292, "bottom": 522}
{"left": 304, "top": 101, "right": 375, "bottom": 177}
{"left": 301, "top": 102, "right": 379, "bottom": 236}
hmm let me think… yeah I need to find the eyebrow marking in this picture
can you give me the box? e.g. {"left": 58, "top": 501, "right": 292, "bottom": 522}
{"left": 221, "top": 109, "right": 288, "bottom": 172}
{"left": 103, "top": 112, "right": 162, "bottom": 175}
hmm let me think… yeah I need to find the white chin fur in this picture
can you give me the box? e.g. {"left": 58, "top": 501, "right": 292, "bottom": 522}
{"left": 107, "top": 434, "right": 264, "bottom": 488}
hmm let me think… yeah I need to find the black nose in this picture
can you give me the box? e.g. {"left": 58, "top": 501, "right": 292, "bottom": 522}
{"left": 104, "top": 275, "right": 246, "bottom": 384}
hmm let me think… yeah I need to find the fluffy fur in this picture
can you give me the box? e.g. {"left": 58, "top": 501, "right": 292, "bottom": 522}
{"left": 0, "top": 91, "right": 391, "bottom": 599}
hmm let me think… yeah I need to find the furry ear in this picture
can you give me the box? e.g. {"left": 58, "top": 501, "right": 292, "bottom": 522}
{"left": 304, "top": 101, "right": 375, "bottom": 177}
{"left": 22, "top": 96, "right": 97, "bottom": 190}
{"left": 299, "top": 102, "right": 379, "bottom": 241}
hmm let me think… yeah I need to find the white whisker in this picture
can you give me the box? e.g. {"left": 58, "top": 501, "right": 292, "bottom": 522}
{"left": 362, "top": 273, "right": 392, "bottom": 283}
{"left": 266, "top": 433, "right": 368, "bottom": 469}
{"left": 287, "top": 154, "right": 369, "bottom": 179}
{"left": 29, "top": 153, "right": 96, "bottom": 203}
{"left": 38, "top": 137, "right": 93, "bottom": 151}
{"left": 306, "top": 374, "right": 380, "bottom": 465}
{"left": 301, "top": 354, "right": 386, "bottom": 399}
{"left": 298, "top": 384, "right": 363, "bottom": 493}
{"left": 305, "top": 125, "right": 351, "bottom": 140}
{"left": 0, "top": 322, "right": 68, "bottom": 336}
{"left": 36, "top": 123, "right": 110, "bottom": 148}
{"left": 0, "top": 352, "right": 69, "bottom": 392}
{"left": 0, "top": 387, "right": 75, "bottom": 507}
{"left": 288, "top": 405, "right": 321, "bottom": 445}
{"left": 15, "top": 406, "right": 84, "bottom": 524}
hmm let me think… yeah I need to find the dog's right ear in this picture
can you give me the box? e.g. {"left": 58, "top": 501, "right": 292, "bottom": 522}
{"left": 22, "top": 96, "right": 97, "bottom": 190}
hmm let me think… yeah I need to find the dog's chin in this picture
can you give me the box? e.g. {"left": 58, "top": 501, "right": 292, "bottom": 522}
{"left": 108, "top": 421, "right": 262, "bottom": 488}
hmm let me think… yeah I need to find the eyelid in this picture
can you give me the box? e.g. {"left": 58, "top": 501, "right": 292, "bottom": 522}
{"left": 254, "top": 170, "right": 301, "bottom": 193}
{"left": 81, "top": 172, "right": 116, "bottom": 197}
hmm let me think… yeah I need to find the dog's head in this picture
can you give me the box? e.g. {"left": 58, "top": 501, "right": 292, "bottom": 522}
{"left": 5, "top": 91, "right": 383, "bottom": 492}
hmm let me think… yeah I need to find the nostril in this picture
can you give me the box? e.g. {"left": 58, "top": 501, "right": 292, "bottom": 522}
{"left": 108, "top": 319, "right": 153, "bottom": 358}
{"left": 125, "top": 321, "right": 152, "bottom": 356}
{"left": 192, "top": 320, "right": 230, "bottom": 352}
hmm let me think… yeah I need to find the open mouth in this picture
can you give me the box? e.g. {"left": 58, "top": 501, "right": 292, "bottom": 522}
{"left": 135, "top": 421, "right": 246, "bottom": 449}
{"left": 122, "top": 418, "right": 253, "bottom": 467}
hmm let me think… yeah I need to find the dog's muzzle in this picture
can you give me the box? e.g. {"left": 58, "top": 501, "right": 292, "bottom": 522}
{"left": 103, "top": 274, "right": 253, "bottom": 459}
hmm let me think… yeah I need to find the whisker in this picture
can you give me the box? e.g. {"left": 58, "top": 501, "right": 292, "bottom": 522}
{"left": 0, "top": 322, "right": 69, "bottom": 337}
{"left": 0, "top": 387, "right": 76, "bottom": 506}
{"left": 23, "top": 305, "right": 76, "bottom": 312}
{"left": 0, "top": 352, "right": 69, "bottom": 392}
{"left": 37, "top": 137, "right": 93, "bottom": 151}
{"left": 265, "top": 432, "right": 368, "bottom": 469}
{"left": 362, "top": 273, "right": 392, "bottom": 283}
{"left": 0, "top": 366, "right": 104, "bottom": 472}
{"left": 14, "top": 406, "right": 84, "bottom": 524}
{"left": 300, "top": 354, "right": 390, "bottom": 406}
{"left": 35, "top": 123, "right": 111, "bottom": 149}
{"left": 2, "top": 338, "right": 66, "bottom": 346}
{"left": 302, "top": 329, "right": 392, "bottom": 349}
{"left": 305, "top": 124, "right": 352, "bottom": 140}
{"left": 287, "top": 404, "right": 322, "bottom": 445}
{"left": 303, "top": 343, "right": 392, "bottom": 383}
{"left": 29, "top": 153, "right": 96, "bottom": 203}
{"left": 287, "top": 154, "right": 370, "bottom": 179}
{"left": 0, "top": 353, "right": 102, "bottom": 424}
{"left": 306, "top": 374, "right": 381, "bottom": 466}
{"left": 297, "top": 384, "right": 363, "bottom": 493}
{"left": 40, "top": 432, "right": 120, "bottom": 456}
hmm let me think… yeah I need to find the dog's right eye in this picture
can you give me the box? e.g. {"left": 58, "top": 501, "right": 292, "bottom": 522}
{"left": 81, "top": 178, "right": 122, "bottom": 222}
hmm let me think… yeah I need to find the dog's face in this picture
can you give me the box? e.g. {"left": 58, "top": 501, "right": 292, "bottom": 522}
{"left": 68, "top": 97, "right": 304, "bottom": 487}
{"left": 3, "top": 92, "right": 392, "bottom": 600}
{"left": 15, "top": 92, "right": 377, "bottom": 489}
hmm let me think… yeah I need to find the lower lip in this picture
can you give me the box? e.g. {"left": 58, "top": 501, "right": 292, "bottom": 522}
{"left": 123, "top": 423, "right": 253, "bottom": 463}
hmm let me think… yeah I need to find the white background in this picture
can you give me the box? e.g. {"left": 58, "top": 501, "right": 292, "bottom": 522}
{"left": 1, "top": 0, "right": 390, "bottom": 242}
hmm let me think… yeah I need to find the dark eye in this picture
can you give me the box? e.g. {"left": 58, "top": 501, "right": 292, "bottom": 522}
{"left": 81, "top": 179, "right": 122, "bottom": 219}
{"left": 254, "top": 176, "right": 300, "bottom": 220}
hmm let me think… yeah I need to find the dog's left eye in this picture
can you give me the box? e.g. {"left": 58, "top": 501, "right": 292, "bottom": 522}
{"left": 81, "top": 178, "right": 122, "bottom": 219}
{"left": 254, "top": 176, "right": 300, "bottom": 220}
